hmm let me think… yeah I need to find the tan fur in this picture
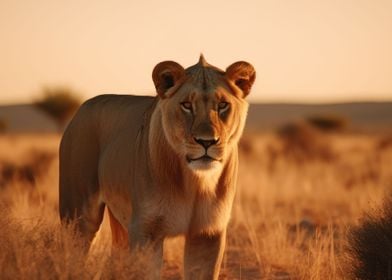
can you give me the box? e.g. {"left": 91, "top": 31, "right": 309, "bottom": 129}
{"left": 59, "top": 56, "right": 255, "bottom": 279}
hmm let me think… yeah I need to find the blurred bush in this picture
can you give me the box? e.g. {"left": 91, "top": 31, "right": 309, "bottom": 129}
{"left": 376, "top": 135, "right": 392, "bottom": 151}
{"left": 34, "top": 87, "right": 81, "bottom": 129}
{"left": 306, "top": 114, "right": 348, "bottom": 132}
{"left": 348, "top": 195, "right": 392, "bottom": 279}
{"left": 0, "top": 150, "right": 55, "bottom": 189}
{"left": 276, "top": 121, "right": 335, "bottom": 162}
{"left": 0, "top": 119, "right": 7, "bottom": 133}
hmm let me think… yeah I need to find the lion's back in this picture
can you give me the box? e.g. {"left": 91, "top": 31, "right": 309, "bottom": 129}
{"left": 63, "top": 94, "right": 155, "bottom": 146}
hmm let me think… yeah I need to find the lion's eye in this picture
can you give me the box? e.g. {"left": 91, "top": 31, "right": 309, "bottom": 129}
{"left": 181, "top": 102, "right": 192, "bottom": 112}
{"left": 218, "top": 102, "right": 229, "bottom": 113}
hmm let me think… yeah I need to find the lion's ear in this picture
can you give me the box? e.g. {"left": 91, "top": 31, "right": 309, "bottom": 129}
{"left": 225, "top": 61, "right": 256, "bottom": 97}
{"left": 152, "top": 61, "right": 185, "bottom": 98}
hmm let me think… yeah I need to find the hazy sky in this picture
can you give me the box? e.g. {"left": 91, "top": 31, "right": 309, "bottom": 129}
{"left": 0, "top": 0, "right": 391, "bottom": 104}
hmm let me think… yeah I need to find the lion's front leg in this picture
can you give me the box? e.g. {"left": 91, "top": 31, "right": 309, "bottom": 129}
{"left": 129, "top": 220, "right": 164, "bottom": 280}
{"left": 184, "top": 230, "right": 226, "bottom": 280}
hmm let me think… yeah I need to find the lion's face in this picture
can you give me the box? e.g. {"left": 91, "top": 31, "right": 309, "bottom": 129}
{"left": 153, "top": 56, "right": 255, "bottom": 172}
{"left": 159, "top": 84, "right": 249, "bottom": 172}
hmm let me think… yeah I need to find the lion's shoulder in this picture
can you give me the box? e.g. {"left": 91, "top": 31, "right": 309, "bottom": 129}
{"left": 76, "top": 94, "right": 155, "bottom": 125}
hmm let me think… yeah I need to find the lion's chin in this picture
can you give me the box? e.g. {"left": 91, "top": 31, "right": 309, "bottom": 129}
{"left": 186, "top": 155, "right": 222, "bottom": 171}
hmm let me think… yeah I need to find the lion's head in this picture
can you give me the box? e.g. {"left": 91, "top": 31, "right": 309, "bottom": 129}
{"left": 152, "top": 55, "right": 255, "bottom": 172}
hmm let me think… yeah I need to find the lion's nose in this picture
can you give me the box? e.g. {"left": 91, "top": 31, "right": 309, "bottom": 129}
{"left": 194, "top": 137, "right": 219, "bottom": 149}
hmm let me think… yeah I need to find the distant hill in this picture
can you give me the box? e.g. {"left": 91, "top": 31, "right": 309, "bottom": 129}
{"left": 0, "top": 102, "right": 391, "bottom": 134}
{"left": 246, "top": 102, "right": 392, "bottom": 132}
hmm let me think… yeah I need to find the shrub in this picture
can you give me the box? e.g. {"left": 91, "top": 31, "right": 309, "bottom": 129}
{"left": 0, "top": 118, "right": 7, "bottom": 133}
{"left": 276, "top": 121, "right": 334, "bottom": 162}
{"left": 377, "top": 135, "right": 392, "bottom": 151}
{"left": 34, "top": 87, "right": 81, "bottom": 129}
{"left": 0, "top": 150, "right": 55, "bottom": 189}
{"left": 306, "top": 114, "right": 348, "bottom": 132}
{"left": 348, "top": 195, "right": 392, "bottom": 280}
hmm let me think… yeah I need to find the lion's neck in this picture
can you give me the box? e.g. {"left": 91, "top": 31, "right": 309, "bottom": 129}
{"left": 185, "top": 167, "right": 223, "bottom": 196}
{"left": 148, "top": 106, "right": 186, "bottom": 192}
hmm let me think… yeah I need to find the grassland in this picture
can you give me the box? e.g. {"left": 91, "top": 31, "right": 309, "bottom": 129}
{"left": 1, "top": 128, "right": 392, "bottom": 279}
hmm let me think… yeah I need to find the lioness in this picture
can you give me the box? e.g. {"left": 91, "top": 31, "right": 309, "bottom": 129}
{"left": 59, "top": 55, "right": 255, "bottom": 279}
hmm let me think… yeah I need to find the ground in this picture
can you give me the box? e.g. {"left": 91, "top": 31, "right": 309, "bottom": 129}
{"left": 1, "top": 129, "right": 391, "bottom": 279}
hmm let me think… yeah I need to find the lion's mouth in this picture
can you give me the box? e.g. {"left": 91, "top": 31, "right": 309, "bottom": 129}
{"left": 186, "top": 155, "right": 219, "bottom": 163}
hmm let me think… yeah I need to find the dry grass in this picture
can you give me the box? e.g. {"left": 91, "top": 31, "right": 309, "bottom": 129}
{"left": 1, "top": 131, "right": 392, "bottom": 279}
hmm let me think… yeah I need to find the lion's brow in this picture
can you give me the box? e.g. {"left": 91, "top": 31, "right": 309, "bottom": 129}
{"left": 186, "top": 59, "right": 224, "bottom": 92}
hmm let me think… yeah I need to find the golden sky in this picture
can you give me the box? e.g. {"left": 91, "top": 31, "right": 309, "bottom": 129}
{"left": 0, "top": 0, "right": 391, "bottom": 104}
